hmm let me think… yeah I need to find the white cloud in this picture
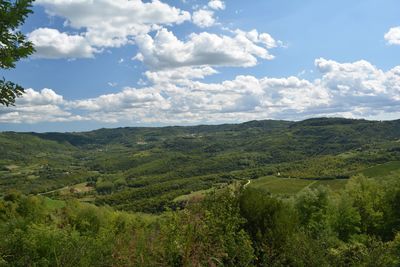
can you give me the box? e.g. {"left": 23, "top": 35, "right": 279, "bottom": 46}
{"left": 145, "top": 66, "right": 218, "bottom": 85}
{"left": 133, "top": 28, "right": 277, "bottom": 69}
{"left": 32, "top": 0, "right": 191, "bottom": 58}
{"left": 313, "top": 58, "right": 400, "bottom": 118}
{"left": 30, "top": 0, "right": 279, "bottom": 66}
{"left": 70, "top": 87, "right": 170, "bottom": 113}
{"left": 235, "top": 29, "right": 277, "bottom": 49}
{"left": 315, "top": 58, "right": 399, "bottom": 97}
{"left": 56, "top": 73, "right": 330, "bottom": 124}
{"left": 0, "top": 89, "right": 84, "bottom": 123}
{"left": 384, "top": 26, "right": 400, "bottom": 45}
{"left": 76, "top": 58, "right": 400, "bottom": 122}
{"left": 208, "top": 0, "right": 225, "bottom": 10}
{"left": 28, "top": 28, "right": 96, "bottom": 59}
{"left": 19, "top": 88, "right": 64, "bottom": 105}
{"left": 192, "top": 9, "right": 215, "bottom": 28}
{"left": 4, "top": 59, "right": 400, "bottom": 124}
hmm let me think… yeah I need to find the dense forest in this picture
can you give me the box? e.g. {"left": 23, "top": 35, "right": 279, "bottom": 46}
{"left": 1, "top": 117, "right": 400, "bottom": 266}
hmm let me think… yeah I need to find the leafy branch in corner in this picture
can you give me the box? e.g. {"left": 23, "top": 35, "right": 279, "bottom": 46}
{"left": 0, "top": 0, "right": 35, "bottom": 106}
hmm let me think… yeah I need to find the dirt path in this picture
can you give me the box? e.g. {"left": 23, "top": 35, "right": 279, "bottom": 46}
{"left": 38, "top": 187, "right": 64, "bottom": 195}
{"left": 300, "top": 180, "right": 318, "bottom": 192}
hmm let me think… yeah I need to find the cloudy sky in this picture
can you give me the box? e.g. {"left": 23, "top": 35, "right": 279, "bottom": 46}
{"left": 1, "top": 0, "right": 400, "bottom": 132}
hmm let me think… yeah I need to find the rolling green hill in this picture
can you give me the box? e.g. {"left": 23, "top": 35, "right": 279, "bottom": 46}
{"left": 1, "top": 117, "right": 400, "bottom": 212}
{"left": 2, "top": 118, "right": 400, "bottom": 266}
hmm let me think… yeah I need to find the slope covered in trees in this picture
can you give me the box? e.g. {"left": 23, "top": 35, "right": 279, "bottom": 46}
{"left": 1, "top": 117, "right": 400, "bottom": 265}
{"left": 1, "top": 117, "right": 400, "bottom": 212}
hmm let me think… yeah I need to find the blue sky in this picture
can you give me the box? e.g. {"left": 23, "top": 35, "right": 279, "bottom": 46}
{"left": 1, "top": 0, "right": 400, "bottom": 132}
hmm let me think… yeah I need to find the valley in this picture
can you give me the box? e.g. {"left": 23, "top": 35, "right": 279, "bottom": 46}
{"left": 2, "top": 118, "right": 400, "bottom": 266}
{"left": 1, "top": 117, "right": 400, "bottom": 212}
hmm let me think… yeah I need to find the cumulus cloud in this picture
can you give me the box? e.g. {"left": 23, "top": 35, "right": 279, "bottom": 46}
{"left": 31, "top": 0, "right": 190, "bottom": 58}
{"left": 68, "top": 87, "right": 172, "bottom": 123}
{"left": 19, "top": 88, "right": 65, "bottom": 105}
{"left": 145, "top": 66, "right": 218, "bottom": 85}
{"left": 0, "top": 89, "right": 84, "bottom": 123}
{"left": 235, "top": 29, "right": 277, "bottom": 49}
{"left": 384, "top": 26, "right": 400, "bottom": 45}
{"left": 30, "top": 0, "right": 277, "bottom": 66}
{"left": 315, "top": 58, "right": 400, "bottom": 97}
{"left": 208, "top": 0, "right": 225, "bottom": 10}
{"left": 192, "top": 9, "right": 215, "bottom": 28}
{"left": 3, "top": 59, "right": 400, "bottom": 124}
{"left": 70, "top": 87, "right": 170, "bottom": 113}
{"left": 314, "top": 58, "right": 400, "bottom": 117}
{"left": 28, "top": 28, "right": 96, "bottom": 59}
{"left": 54, "top": 72, "right": 330, "bottom": 124}
{"left": 133, "top": 28, "right": 277, "bottom": 69}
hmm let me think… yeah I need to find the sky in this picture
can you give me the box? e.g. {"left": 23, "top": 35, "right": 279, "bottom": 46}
{"left": 1, "top": 0, "right": 400, "bottom": 132}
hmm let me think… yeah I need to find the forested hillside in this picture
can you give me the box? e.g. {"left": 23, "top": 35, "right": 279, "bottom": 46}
{"left": 2, "top": 117, "right": 400, "bottom": 266}
{"left": 1, "top": 117, "right": 400, "bottom": 212}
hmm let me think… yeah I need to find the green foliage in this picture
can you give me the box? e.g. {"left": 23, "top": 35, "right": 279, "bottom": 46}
{"left": 239, "top": 187, "right": 297, "bottom": 265}
{"left": 295, "top": 187, "right": 332, "bottom": 238}
{"left": 332, "top": 195, "right": 361, "bottom": 241}
{"left": 0, "top": 78, "right": 24, "bottom": 106}
{"left": 0, "top": 194, "right": 138, "bottom": 266}
{"left": 2, "top": 118, "right": 400, "bottom": 213}
{"left": 159, "top": 189, "right": 254, "bottom": 266}
{"left": 1, "top": 118, "right": 400, "bottom": 265}
{"left": 0, "top": 0, "right": 35, "bottom": 106}
{"left": 328, "top": 238, "right": 399, "bottom": 267}
{"left": 95, "top": 180, "right": 114, "bottom": 195}
{"left": 344, "top": 175, "right": 386, "bottom": 236}
{"left": 1, "top": 174, "right": 400, "bottom": 266}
